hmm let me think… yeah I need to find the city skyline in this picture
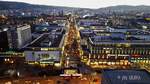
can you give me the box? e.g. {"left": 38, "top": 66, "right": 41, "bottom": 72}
{"left": 1, "top": 0, "right": 150, "bottom": 83}
{"left": 1, "top": 0, "right": 150, "bottom": 9}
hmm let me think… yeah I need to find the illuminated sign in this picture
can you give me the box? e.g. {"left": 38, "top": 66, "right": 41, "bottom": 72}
{"left": 64, "top": 69, "right": 77, "bottom": 74}
{"left": 145, "top": 18, "right": 150, "bottom": 21}
{"left": 107, "top": 54, "right": 130, "bottom": 57}
{"left": 40, "top": 48, "right": 62, "bottom": 51}
{"left": 131, "top": 54, "right": 140, "bottom": 57}
{"left": 25, "top": 51, "right": 60, "bottom": 62}
{"left": 60, "top": 74, "right": 82, "bottom": 77}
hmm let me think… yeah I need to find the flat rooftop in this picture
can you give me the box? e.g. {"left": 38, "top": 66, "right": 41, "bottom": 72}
{"left": 127, "top": 30, "right": 150, "bottom": 35}
{"left": 111, "top": 25, "right": 134, "bottom": 29}
{"left": 88, "top": 31, "right": 150, "bottom": 45}
{"left": 24, "top": 33, "right": 64, "bottom": 49}
{"left": 35, "top": 24, "right": 64, "bottom": 33}
{"left": 89, "top": 37, "right": 150, "bottom": 45}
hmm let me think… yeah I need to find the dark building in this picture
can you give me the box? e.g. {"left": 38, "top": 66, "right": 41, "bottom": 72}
{"left": 102, "top": 69, "right": 150, "bottom": 84}
{"left": 0, "top": 31, "right": 9, "bottom": 51}
{"left": 0, "top": 25, "right": 32, "bottom": 50}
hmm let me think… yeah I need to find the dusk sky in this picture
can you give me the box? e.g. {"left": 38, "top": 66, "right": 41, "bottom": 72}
{"left": 1, "top": 0, "right": 150, "bottom": 9}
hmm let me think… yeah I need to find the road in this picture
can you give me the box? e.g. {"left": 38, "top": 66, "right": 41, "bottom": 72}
{"left": 62, "top": 16, "right": 97, "bottom": 75}
{"left": 63, "top": 16, "right": 82, "bottom": 68}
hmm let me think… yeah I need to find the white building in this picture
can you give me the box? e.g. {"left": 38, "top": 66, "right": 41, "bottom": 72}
{"left": 7, "top": 25, "right": 32, "bottom": 49}
{"left": 17, "top": 25, "right": 32, "bottom": 48}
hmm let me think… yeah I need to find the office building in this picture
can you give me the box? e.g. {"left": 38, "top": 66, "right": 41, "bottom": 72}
{"left": 7, "top": 25, "right": 32, "bottom": 49}
{"left": 79, "top": 25, "right": 150, "bottom": 68}
{"left": 24, "top": 28, "right": 65, "bottom": 66}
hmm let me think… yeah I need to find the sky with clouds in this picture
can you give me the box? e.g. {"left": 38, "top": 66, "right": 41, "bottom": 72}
{"left": 1, "top": 0, "right": 150, "bottom": 9}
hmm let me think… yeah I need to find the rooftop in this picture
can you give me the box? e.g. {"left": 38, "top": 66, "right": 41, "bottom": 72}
{"left": 89, "top": 35, "right": 150, "bottom": 45}
{"left": 102, "top": 69, "right": 150, "bottom": 84}
{"left": 24, "top": 33, "right": 64, "bottom": 49}
{"left": 34, "top": 24, "right": 64, "bottom": 33}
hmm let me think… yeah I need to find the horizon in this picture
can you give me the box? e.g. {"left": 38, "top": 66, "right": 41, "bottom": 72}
{"left": 1, "top": 0, "right": 150, "bottom": 9}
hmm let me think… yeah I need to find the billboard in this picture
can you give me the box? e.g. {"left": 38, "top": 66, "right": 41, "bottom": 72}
{"left": 25, "top": 51, "right": 61, "bottom": 63}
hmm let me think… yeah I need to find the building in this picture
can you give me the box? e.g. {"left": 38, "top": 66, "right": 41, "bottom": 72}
{"left": 0, "top": 30, "right": 9, "bottom": 51}
{"left": 102, "top": 69, "right": 150, "bottom": 84}
{"left": 79, "top": 24, "right": 150, "bottom": 68}
{"left": 16, "top": 25, "right": 32, "bottom": 48}
{"left": 24, "top": 28, "right": 65, "bottom": 66}
{"left": 0, "top": 51, "right": 24, "bottom": 64}
{"left": 7, "top": 25, "right": 32, "bottom": 49}
{"left": 87, "top": 32, "right": 150, "bottom": 66}
{"left": 77, "top": 17, "right": 107, "bottom": 28}
{"left": 34, "top": 23, "right": 64, "bottom": 33}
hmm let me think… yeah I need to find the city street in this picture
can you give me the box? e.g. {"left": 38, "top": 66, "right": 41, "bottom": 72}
{"left": 1, "top": 1, "right": 150, "bottom": 83}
